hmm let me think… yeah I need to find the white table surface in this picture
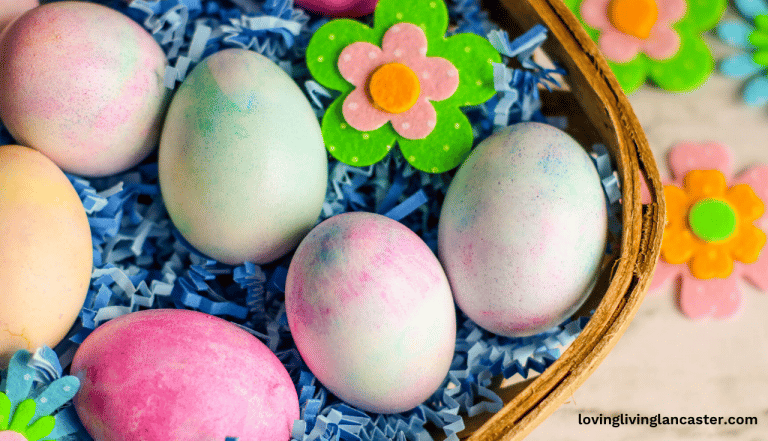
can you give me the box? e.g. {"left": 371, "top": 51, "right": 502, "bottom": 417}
{"left": 523, "top": 33, "right": 768, "bottom": 441}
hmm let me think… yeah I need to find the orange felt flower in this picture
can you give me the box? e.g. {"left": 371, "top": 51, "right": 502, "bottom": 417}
{"left": 661, "top": 169, "right": 766, "bottom": 279}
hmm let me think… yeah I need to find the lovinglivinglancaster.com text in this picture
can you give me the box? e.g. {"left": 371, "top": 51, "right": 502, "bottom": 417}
{"left": 578, "top": 413, "right": 759, "bottom": 428}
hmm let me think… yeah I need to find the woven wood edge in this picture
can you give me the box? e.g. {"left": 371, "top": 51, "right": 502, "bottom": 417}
{"left": 465, "top": 0, "right": 666, "bottom": 440}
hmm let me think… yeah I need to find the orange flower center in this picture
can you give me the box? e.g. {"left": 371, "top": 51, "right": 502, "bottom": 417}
{"left": 368, "top": 62, "right": 420, "bottom": 114}
{"left": 608, "top": 0, "right": 659, "bottom": 40}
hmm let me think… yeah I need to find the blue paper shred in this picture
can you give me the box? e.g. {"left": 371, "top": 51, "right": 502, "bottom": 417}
{"left": 0, "top": 1, "right": 624, "bottom": 440}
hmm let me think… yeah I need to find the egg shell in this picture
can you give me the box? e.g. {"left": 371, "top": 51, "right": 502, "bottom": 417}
{"left": 159, "top": 48, "right": 328, "bottom": 265}
{"left": 0, "top": 145, "right": 92, "bottom": 367}
{"left": 0, "top": 0, "right": 37, "bottom": 31}
{"left": 71, "top": 309, "right": 299, "bottom": 441}
{"left": 438, "top": 122, "right": 607, "bottom": 337}
{"left": 294, "top": 0, "right": 378, "bottom": 17}
{"left": 285, "top": 212, "right": 456, "bottom": 414}
{"left": 0, "top": 1, "right": 169, "bottom": 177}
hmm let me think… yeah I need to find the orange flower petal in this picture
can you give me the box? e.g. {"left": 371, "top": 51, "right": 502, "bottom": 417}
{"left": 661, "top": 226, "right": 699, "bottom": 265}
{"left": 663, "top": 184, "right": 689, "bottom": 228}
{"left": 683, "top": 170, "right": 727, "bottom": 200}
{"left": 731, "top": 224, "right": 767, "bottom": 264}
{"left": 689, "top": 244, "right": 734, "bottom": 279}
{"left": 725, "top": 183, "right": 765, "bottom": 223}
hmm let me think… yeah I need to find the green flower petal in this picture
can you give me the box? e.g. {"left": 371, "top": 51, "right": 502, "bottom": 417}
{"left": 322, "top": 98, "right": 397, "bottom": 166}
{"left": 608, "top": 57, "right": 649, "bottom": 94}
{"left": 430, "top": 33, "right": 501, "bottom": 107}
{"left": 374, "top": 0, "right": 448, "bottom": 42}
{"left": 648, "top": 31, "right": 713, "bottom": 92}
{"left": 306, "top": 19, "right": 378, "bottom": 92}
{"left": 398, "top": 103, "right": 473, "bottom": 173}
{"left": 25, "top": 415, "right": 56, "bottom": 441}
{"left": 679, "top": 0, "right": 727, "bottom": 33}
{"left": 8, "top": 399, "right": 35, "bottom": 433}
{"left": 1, "top": 392, "right": 10, "bottom": 431}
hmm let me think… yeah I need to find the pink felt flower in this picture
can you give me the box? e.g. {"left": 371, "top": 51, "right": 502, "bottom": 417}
{"left": 645, "top": 142, "right": 768, "bottom": 319}
{"left": 580, "top": 0, "right": 686, "bottom": 63}
{"left": 337, "top": 23, "right": 459, "bottom": 140}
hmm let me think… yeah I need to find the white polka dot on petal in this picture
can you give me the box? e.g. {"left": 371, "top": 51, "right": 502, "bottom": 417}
{"left": 368, "top": 51, "right": 377, "bottom": 59}
{"left": 420, "top": 47, "right": 427, "bottom": 55}
{"left": 447, "top": 70, "right": 456, "bottom": 77}
{"left": 402, "top": 122, "right": 411, "bottom": 130}
{"left": 391, "top": 24, "right": 401, "bottom": 32}
{"left": 349, "top": 102, "right": 359, "bottom": 110}
{"left": 394, "top": 49, "right": 403, "bottom": 57}
{"left": 343, "top": 54, "right": 352, "bottom": 62}
{"left": 40, "top": 397, "right": 48, "bottom": 404}
{"left": 422, "top": 71, "right": 430, "bottom": 79}
{"left": 427, "top": 120, "right": 436, "bottom": 128}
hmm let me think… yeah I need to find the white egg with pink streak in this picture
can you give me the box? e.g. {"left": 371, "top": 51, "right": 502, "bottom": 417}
{"left": 285, "top": 212, "right": 456, "bottom": 414}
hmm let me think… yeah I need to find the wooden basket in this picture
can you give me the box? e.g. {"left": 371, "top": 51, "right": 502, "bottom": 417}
{"left": 461, "top": 0, "right": 666, "bottom": 439}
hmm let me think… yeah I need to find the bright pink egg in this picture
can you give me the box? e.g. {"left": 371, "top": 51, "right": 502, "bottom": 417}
{"left": 71, "top": 309, "right": 299, "bottom": 441}
{"left": 294, "top": 0, "right": 378, "bottom": 17}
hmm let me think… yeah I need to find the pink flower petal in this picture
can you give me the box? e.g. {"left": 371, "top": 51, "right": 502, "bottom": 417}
{"left": 668, "top": 142, "right": 733, "bottom": 184}
{"left": 642, "top": 26, "right": 680, "bottom": 61}
{"left": 648, "top": 259, "right": 681, "bottom": 293}
{"left": 338, "top": 42, "right": 383, "bottom": 87}
{"left": 742, "top": 250, "right": 768, "bottom": 291}
{"left": 598, "top": 29, "right": 642, "bottom": 63}
{"left": 678, "top": 271, "right": 742, "bottom": 319}
{"left": 381, "top": 23, "right": 428, "bottom": 62}
{"left": 657, "top": 0, "right": 687, "bottom": 24}
{"left": 390, "top": 99, "right": 436, "bottom": 140}
{"left": 580, "top": 0, "right": 612, "bottom": 30}
{"left": 342, "top": 87, "right": 390, "bottom": 132}
{"left": 409, "top": 56, "right": 459, "bottom": 101}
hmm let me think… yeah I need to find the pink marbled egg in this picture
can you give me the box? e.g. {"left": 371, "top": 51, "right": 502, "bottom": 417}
{"left": 438, "top": 122, "right": 608, "bottom": 337}
{"left": 285, "top": 212, "right": 456, "bottom": 414}
{"left": 294, "top": 0, "right": 378, "bottom": 17}
{"left": 71, "top": 309, "right": 299, "bottom": 441}
{"left": 0, "top": 1, "right": 169, "bottom": 177}
{"left": 0, "top": 0, "right": 37, "bottom": 31}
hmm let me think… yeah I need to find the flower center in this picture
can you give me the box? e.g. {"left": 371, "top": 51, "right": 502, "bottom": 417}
{"left": 688, "top": 198, "right": 737, "bottom": 242}
{"left": 367, "top": 62, "right": 420, "bottom": 114}
{"left": 608, "top": 0, "right": 659, "bottom": 40}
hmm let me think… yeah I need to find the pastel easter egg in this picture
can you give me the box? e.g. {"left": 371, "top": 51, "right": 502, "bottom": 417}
{"left": 438, "top": 122, "right": 607, "bottom": 337}
{"left": 159, "top": 48, "right": 327, "bottom": 265}
{"left": 0, "top": 145, "right": 92, "bottom": 367}
{"left": 0, "top": 0, "right": 37, "bottom": 31}
{"left": 0, "top": 1, "right": 169, "bottom": 177}
{"left": 285, "top": 212, "right": 456, "bottom": 414}
{"left": 294, "top": 0, "right": 378, "bottom": 17}
{"left": 71, "top": 309, "right": 299, "bottom": 441}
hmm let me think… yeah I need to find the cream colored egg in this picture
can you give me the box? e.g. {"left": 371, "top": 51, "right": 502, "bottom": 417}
{"left": 0, "top": 145, "right": 92, "bottom": 366}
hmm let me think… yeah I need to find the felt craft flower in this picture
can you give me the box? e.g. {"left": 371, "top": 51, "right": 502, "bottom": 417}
{"left": 646, "top": 142, "right": 768, "bottom": 319}
{"left": 718, "top": 0, "right": 768, "bottom": 106}
{"left": 564, "top": 0, "right": 726, "bottom": 94}
{"left": 306, "top": 0, "right": 500, "bottom": 173}
{"left": 0, "top": 350, "right": 79, "bottom": 441}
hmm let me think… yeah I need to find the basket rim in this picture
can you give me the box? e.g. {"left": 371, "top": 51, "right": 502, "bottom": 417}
{"left": 466, "top": 0, "right": 666, "bottom": 440}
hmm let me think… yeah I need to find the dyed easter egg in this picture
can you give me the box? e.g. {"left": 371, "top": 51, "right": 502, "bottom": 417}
{"left": 285, "top": 212, "right": 455, "bottom": 414}
{"left": 0, "top": 1, "right": 169, "bottom": 177}
{"left": 71, "top": 309, "right": 299, "bottom": 441}
{"left": 438, "top": 122, "right": 607, "bottom": 337}
{"left": 0, "top": 0, "right": 37, "bottom": 31}
{"left": 159, "top": 48, "right": 327, "bottom": 265}
{"left": 0, "top": 145, "right": 92, "bottom": 367}
{"left": 294, "top": 0, "right": 378, "bottom": 17}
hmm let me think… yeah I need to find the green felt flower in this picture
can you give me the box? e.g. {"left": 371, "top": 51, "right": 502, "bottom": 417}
{"left": 563, "top": 0, "right": 726, "bottom": 94}
{"left": 306, "top": 0, "right": 501, "bottom": 173}
{"left": 0, "top": 350, "right": 79, "bottom": 441}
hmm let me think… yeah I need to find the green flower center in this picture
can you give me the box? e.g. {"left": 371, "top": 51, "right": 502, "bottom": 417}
{"left": 749, "top": 14, "right": 768, "bottom": 66}
{"left": 688, "top": 198, "right": 737, "bottom": 242}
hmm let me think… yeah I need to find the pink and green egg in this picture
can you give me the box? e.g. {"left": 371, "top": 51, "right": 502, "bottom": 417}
{"left": 0, "top": 1, "right": 169, "bottom": 177}
{"left": 285, "top": 212, "right": 456, "bottom": 414}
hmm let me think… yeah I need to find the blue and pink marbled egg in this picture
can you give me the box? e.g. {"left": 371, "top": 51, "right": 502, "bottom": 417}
{"left": 285, "top": 212, "right": 455, "bottom": 414}
{"left": 438, "top": 122, "right": 608, "bottom": 337}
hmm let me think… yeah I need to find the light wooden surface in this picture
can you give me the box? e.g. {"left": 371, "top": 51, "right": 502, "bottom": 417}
{"left": 522, "top": 32, "right": 768, "bottom": 441}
